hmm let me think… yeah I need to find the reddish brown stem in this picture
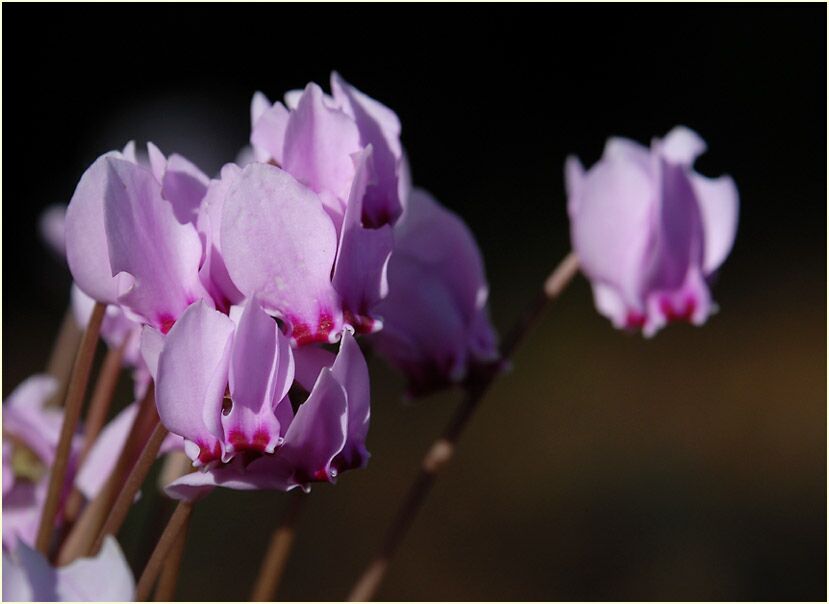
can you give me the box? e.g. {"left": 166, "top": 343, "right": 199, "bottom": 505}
{"left": 57, "top": 386, "right": 158, "bottom": 565}
{"left": 93, "top": 422, "right": 169, "bottom": 553}
{"left": 250, "top": 492, "right": 307, "bottom": 601}
{"left": 152, "top": 508, "right": 190, "bottom": 601}
{"left": 45, "top": 306, "right": 83, "bottom": 407}
{"left": 347, "top": 253, "right": 579, "bottom": 601}
{"left": 136, "top": 501, "right": 194, "bottom": 601}
{"left": 35, "top": 302, "right": 105, "bottom": 555}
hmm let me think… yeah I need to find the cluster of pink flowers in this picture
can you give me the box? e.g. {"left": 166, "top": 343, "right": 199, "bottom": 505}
{"left": 3, "top": 73, "right": 738, "bottom": 600}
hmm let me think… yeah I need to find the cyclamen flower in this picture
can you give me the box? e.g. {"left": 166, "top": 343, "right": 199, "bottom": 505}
{"left": 566, "top": 126, "right": 739, "bottom": 336}
{"left": 2, "top": 376, "right": 82, "bottom": 550}
{"left": 2, "top": 536, "right": 134, "bottom": 601}
{"left": 222, "top": 74, "right": 410, "bottom": 345}
{"left": 370, "top": 189, "right": 499, "bottom": 396}
{"left": 148, "top": 299, "right": 370, "bottom": 501}
{"left": 64, "top": 142, "right": 213, "bottom": 333}
{"left": 251, "top": 72, "right": 409, "bottom": 228}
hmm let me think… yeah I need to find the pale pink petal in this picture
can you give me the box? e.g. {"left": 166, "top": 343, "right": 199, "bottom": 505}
{"left": 3, "top": 540, "right": 56, "bottom": 600}
{"left": 660, "top": 125, "right": 707, "bottom": 166}
{"left": 251, "top": 100, "right": 290, "bottom": 165}
{"left": 221, "top": 163, "right": 343, "bottom": 345}
{"left": 690, "top": 174, "right": 740, "bottom": 274}
{"left": 65, "top": 152, "right": 124, "bottom": 304}
{"left": 104, "top": 157, "right": 208, "bottom": 331}
{"left": 56, "top": 536, "right": 135, "bottom": 601}
{"left": 156, "top": 301, "right": 234, "bottom": 465}
{"left": 283, "top": 82, "right": 361, "bottom": 201}
{"left": 223, "top": 300, "right": 293, "bottom": 457}
{"left": 331, "top": 72, "right": 405, "bottom": 226}
{"left": 161, "top": 153, "right": 210, "bottom": 225}
{"left": 196, "top": 163, "right": 245, "bottom": 313}
{"left": 330, "top": 331, "right": 371, "bottom": 471}
{"left": 332, "top": 147, "right": 393, "bottom": 333}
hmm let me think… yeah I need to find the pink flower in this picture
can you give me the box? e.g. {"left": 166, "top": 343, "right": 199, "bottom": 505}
{"left": 370, "top": 189, "right": 499, "bottom": 396}
{"left": 148, "top": 299, "right": 370, "bottom": 501}
{"left": 64, "top": 142, "right": 212, "bottom": 333}
{"left": 251, "top": 73, "right": 409, "bottom": 228}
{"left": 2, "top": 376, "right": 82, "bottom": 551}
{"left": 566, "top": 126, "right": 739, "bottom": 336}
{"left": 2, "top": 536, "right": 134, "bottom": 601}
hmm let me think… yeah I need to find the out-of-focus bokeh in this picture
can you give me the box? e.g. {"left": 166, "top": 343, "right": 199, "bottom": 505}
{"left": 3, "top": 5, "right": 825, "bottom": 601}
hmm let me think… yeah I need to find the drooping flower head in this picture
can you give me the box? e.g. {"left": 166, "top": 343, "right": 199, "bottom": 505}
{"left": 2, "top": 376, "right": 82, "bottom": 551}
{"left": 148, "top": 299, "right": 370, "bottom": 501}
{"left": 566, "top": 126, "right": 739, "bottom": 336}
{"left": 370, "top": 189, "right": 500, "bottom": 396}
{"left": 222, "top": 73, "right": 409, "bottom": 345}
{"left": 64, "top": 142, "right": 213, "bottom": 333}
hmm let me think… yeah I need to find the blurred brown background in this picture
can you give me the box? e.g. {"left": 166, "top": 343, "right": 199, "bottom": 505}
{"left": 3, "top": 5, "right": 826, "bottom": 600}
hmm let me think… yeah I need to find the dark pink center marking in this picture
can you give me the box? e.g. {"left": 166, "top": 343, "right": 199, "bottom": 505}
{"left": 159, "top": 314, "right": 176, "bottom": 334}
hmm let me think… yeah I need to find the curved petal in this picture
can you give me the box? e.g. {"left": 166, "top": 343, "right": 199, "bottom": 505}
{"left": 161, "top": 152, "right": 210, "bottom": 225}
{"left": 279, "top": 369, "right": 348, "bottom": 484}
{"left": 564, "top": 155, "right": 585, "bottom": 218}
{"left": 156, "top": 301, "right": 234, "bottom": 465}
{"left": 57, "top": 536, "right": 135, "bottom": 601}
{"left": 690, "top": 173, "right": 739, "bottom": 275}
{"left": 221, "top": 163, "right": 343, "bottom": 345}
{"left": 65, "top": 152, "right": 124, "bottom": 304}
{"left": 644, "top": 157, "right": 705, "bottom": 294}
{"left": 331, "top": 72, "right": 405, "bottom": 226}
{"left": 283, "top": 82, "right": 362, "bottom": 201}
{"left": 569, "top": 148, "right": 655, "bottom": 309}
{"left": 251, "top": 100, "right": 290, "bottom": 165}
{"left": 372, "top": 189, "right": 496, "bottom": 394}
{"left": 75, "top": 403, "right": 135, "bottom": 500}
{"left": 330, "top": 331, "right": 371, "bottom": 471}
{"left": 660, "top": 126, "right": 707, "bottom": 166}
{"left": 196, "top": 163, "right": 245, "bottom": 313}
{"left": 3, "top": 375, "right": 62, "bottom": 466}
{"left": 224, "top": 300, "right": 293, "bottom": 456}
{"left": 104, "top": 158, "right": 209, "bottom": 331}
{"left": 3, "top": 541, "right": 57, "bottom": 601}
{"left": 332, "top": 147, "right": 393, "bottom": 333}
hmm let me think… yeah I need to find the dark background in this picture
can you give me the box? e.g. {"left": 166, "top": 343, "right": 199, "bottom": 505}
{"left": 3, "top": 5, "right": 826, "bottom": 601}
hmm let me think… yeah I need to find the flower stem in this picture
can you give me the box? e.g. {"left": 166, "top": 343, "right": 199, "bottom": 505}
{"left": 57, "top": 386, "right": 158, "bottom": 565}
{"left": 250, "top": 491, "right": 307, "bottom": 601}
{"left": 347, "top": 252, "right": 579, "bottom": 601}
{"left": 93, "top": 421, "right": 169, "bottom": 553}
{"left": 35, "top": 301, "right": 106, "bottom": 556}
{"left": 64, "top": 339, "right": 128, "bottom": 523}
{"left": 45, "top": 306, "right": 83, "bottom": 407}
{"left": 136, "top": 500, "right": 194, "bottom": 601}
{"left": 152, "top": 507, "right": 190, "bottom": 601}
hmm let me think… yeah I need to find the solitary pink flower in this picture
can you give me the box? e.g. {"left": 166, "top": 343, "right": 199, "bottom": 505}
{"left": 566, "top": 126, "right": 739, "bottom": 336}
{"left": 3, "top": 536, "right": 134, "bottom": 601}
{"left": 370, "top": 189, "right": 499, "bottom": 396}
{"left": 148, "top": 299, "right": 370, "bottom": 501}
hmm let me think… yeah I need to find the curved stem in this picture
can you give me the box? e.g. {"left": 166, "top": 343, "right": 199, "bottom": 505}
{"left": 35, "top": 302, "right": 105, "bottom": 555}
{"left": 250, "top": 492, "right": 307, "bottom": 601}
{"left": 347, "top": 252, "right": 579, "bottom": 601}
